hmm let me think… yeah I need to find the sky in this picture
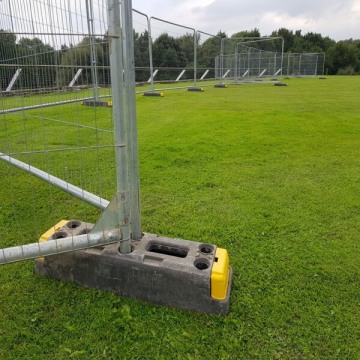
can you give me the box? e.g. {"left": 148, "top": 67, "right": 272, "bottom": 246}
{"left": 131, "top": 0, "right": 360, "bottom": 41}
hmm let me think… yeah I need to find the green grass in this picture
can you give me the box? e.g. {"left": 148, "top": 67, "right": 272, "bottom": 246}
{"left": 0, "top": 76, "right": 359, "bottom": 359}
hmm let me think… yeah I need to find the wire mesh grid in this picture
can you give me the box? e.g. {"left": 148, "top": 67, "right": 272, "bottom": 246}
{"left": 0, "top": 0, "right": 324, "bottom": 263}
{"left": 215, "top": 38, "right": 284, "bottom": 81}
{"left": 283, "top": 52, "right": 325, "bottom": 77}
{"left": 0, "top": 0, "right": 117, "bottom": 253}
{"left": 148, "top": 17, "right": 196, "bottom": 83}
{"left": 196, "top": 31, "right": 222, "bottom": 81}
{"left": 132, "top": 9, "right": 151, "bottom": 84}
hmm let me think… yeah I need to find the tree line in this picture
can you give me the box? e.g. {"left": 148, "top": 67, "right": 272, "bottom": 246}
{"left": 1, "top": 27, "right": 359, "bottom": 90}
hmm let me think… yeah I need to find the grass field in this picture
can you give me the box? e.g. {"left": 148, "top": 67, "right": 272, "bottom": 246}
{"left": 0, "top": 76, "right": 359, "bottom": 359}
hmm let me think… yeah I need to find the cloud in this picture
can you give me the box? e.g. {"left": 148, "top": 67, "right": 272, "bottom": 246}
{"left": 132, "top": 0, "right": 360, "bottom": 40}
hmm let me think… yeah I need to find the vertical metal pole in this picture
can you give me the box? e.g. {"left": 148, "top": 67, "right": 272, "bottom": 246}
{"left": 248, "top": 47, "right": 251, "bottom": 78}
{"left": 28, "top": 2, "right": 40, "bottom": 89}
{"left": 234, "top": 43, "right": 238, "bottom": 83}
{"left": 280, "top": 37, "right": 284, "bottom": 76}
{"left": 193, "top": 30, "right": 197, "bottom": 87}
{"left": 121, "top": 0, "right": 141, "bottom": 240}
{"left": 47, "top": 2, "right": 60, "bottom": 88}
{"left": 258, "top": 49, "right": 261, "bottom": 76}
{"left": 299, "top": 53, "right": 302, "bottom": 76}
{"left": 239, "top": 47, "right": 242, "bottom": 78}
{"left": 274, "top": 52, "right": 277, "bottom": 75}
{"left": 287, "top": 52, "right": 290, "bottom": 76}
{"left": 86, "top": 0, "right": 99, "bottom": 101}
{"left": 322, "top": 52, "right": 326, "bottom": 76}
{"left": 147, "top": 17, "right": 155, "bottom": 92}
{"left": 292, "top": 55, "right": 295, "bottom": 75}
{"left": 32, "top": 46, "right": 40, "bottom": 89}
{"left": 220, "top": 38, "right": 224, "bottom": 84}
{"left": 107, "top": 0, "right": 131, "bottom": 253}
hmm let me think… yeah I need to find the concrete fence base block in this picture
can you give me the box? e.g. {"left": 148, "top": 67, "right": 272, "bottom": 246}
{"left": 143, "top": 91, "right": 164, "bottom": 97}
{"left": 274, "top": 82, "right": 288, "bottom": 86}
{"left": 187, "top": 87, "right": 204, "bottom": 92}
{"left": 35, "top": 221, "right": 232, "bottom": 314}
{"left": 82, "top": 100, "right": 112, "bottom": 107}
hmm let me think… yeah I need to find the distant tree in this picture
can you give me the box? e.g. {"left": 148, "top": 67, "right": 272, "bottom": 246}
{"left": 134, "top": 30, "right": 149, "bottom": 82}
{"left": 231, "top": 28, "right": 261, "bottom": 39}
{"left": 290, "top": 31, "right": 305, "bottom": 53}
{"left": 177, "top": 33, "right": 196, "bottom": 65}
{"left": 16, "top": 37, "right": 56, "bottom": 89}
{"left": 326, "top": 41, "right": 360, "bottom": 74}
{"left": 59, "top": 36, "right": 107, "bottom": 87}
{"left": 0, "top": 29, "right": 17, "bottom": 90}
{"left": 198, "top": 31, "right": 227, "bottom": 71}
{"left": 0, "top": 29, "right": 16, "bottom": 59}
{"left": 302, "top": 32, "right": 329, "bottom": 52}
{"left": 271, "top": 28, "right": 294, "bottom": 52}
{"left": 176, "top": 32, "right": 202, "bottom": 80}
{"left": 198, "top": 36, "right": 220, "bottom": 70}
{"left": 152, "top": 33, "right": 187, "bottom": 80}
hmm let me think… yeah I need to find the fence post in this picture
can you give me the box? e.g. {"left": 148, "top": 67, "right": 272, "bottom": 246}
{"left": 107, "top": 0, "right": 131, "bottom": 253}
{"left": 86, "top": 0, "right": 100, "bottom": 101}
{"left": 287, "top": 52, "right": 291, "bottom": 76}
{"left": 194, "top": 31, "right": 198, "bottom": 87}
{"left": 280, "top": 37, "right": 284, "bottom": 76}
{"left": 220, "top": 38, "right": 224, "bottom": 84}
{"left": 147, "top": 16, "right": 156, "bottom": 92}
{"left": 234, "top": 43, "right": 238, "bottom": 82}
{"left": 121, "top": 0, "right": 141, "bottom": 240}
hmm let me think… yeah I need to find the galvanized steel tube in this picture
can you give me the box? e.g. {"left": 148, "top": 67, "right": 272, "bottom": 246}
{"left": 107, "top": 0, "right": 131, "bottom": 254}
{"left": 0, "top": 153, "right": 109, "bottom": 210}
{"left": 122, "top": 0, "right": 141, "bottom": 240}
{"left": 0, "top": 231, "right": 120, "bottom": 265}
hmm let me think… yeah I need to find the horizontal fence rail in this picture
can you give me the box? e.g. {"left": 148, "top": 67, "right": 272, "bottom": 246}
{"left": 0, "top": 230, "right": 120, "bottom": 265}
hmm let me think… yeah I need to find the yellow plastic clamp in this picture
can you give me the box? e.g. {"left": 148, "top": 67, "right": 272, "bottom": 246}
{"left": 211, "top": 247, "right": 230, "bottom": 301}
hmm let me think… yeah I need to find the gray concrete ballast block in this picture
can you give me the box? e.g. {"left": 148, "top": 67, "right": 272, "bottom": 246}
{"left": 35, "top": 220, "right": 232, "bottom": 314}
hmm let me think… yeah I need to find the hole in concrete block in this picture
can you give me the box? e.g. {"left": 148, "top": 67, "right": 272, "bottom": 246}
{"left": 199, "top": 244, "right": 214, "bottom": 254}
{"left": 66, "top": 220, "right": 81, "bottom": 229}
{"left": 147, "top": 243, "right": 188, "bottom": 258}
{"left": 194, "top": 258, "right": 210, "bottom": 270}
{"left": 51, "top": 231, "right": 68, "bottom": 240}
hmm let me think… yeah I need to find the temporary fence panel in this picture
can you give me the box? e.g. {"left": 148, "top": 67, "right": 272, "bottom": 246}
{"left": 149, "top": 16, "right": 197, "bottom": 87}
{"left": 197, "top": 31, "right": 222, "bottom": 81}
{"left": 132, "top": 8, "right": 151, "bottom": 86}
{"left": 0, "top": 0, "right": 138, "bottom": 260}
{"left": 283, "top": 52, "right": 325, "bottom": 77}
{"left": 214, "top": 37, "right": 284, "bottom": 83}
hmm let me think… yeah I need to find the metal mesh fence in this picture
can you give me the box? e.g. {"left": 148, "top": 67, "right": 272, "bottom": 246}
{"left": 197, "top": 31, "right": 222, "bottom": 81}
{"left": 0, "top": 0, "right": 122, "bottom": 261}
{"left": 148, "top": 16, "right": 196, "bottom": 84}
{"left": 132, "top": 9, "right": 151, "bottom": 84}
{"left": 215, "top": 38, "right": 284, "bottom": 82}
{"left": 283, "top": 52, "right": 325, "bottom": 76}
{"left": 0, "top": 0, "right": 325, "bottom": 263}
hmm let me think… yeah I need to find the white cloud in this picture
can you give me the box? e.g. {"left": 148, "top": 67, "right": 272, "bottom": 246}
{"left": 132, "top": 0, "right": 360, "bottom": 40}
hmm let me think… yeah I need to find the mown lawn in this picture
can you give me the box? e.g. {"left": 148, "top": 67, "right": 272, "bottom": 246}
{"left": 0, "top": 76, "right": 359, "bottom": 359}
